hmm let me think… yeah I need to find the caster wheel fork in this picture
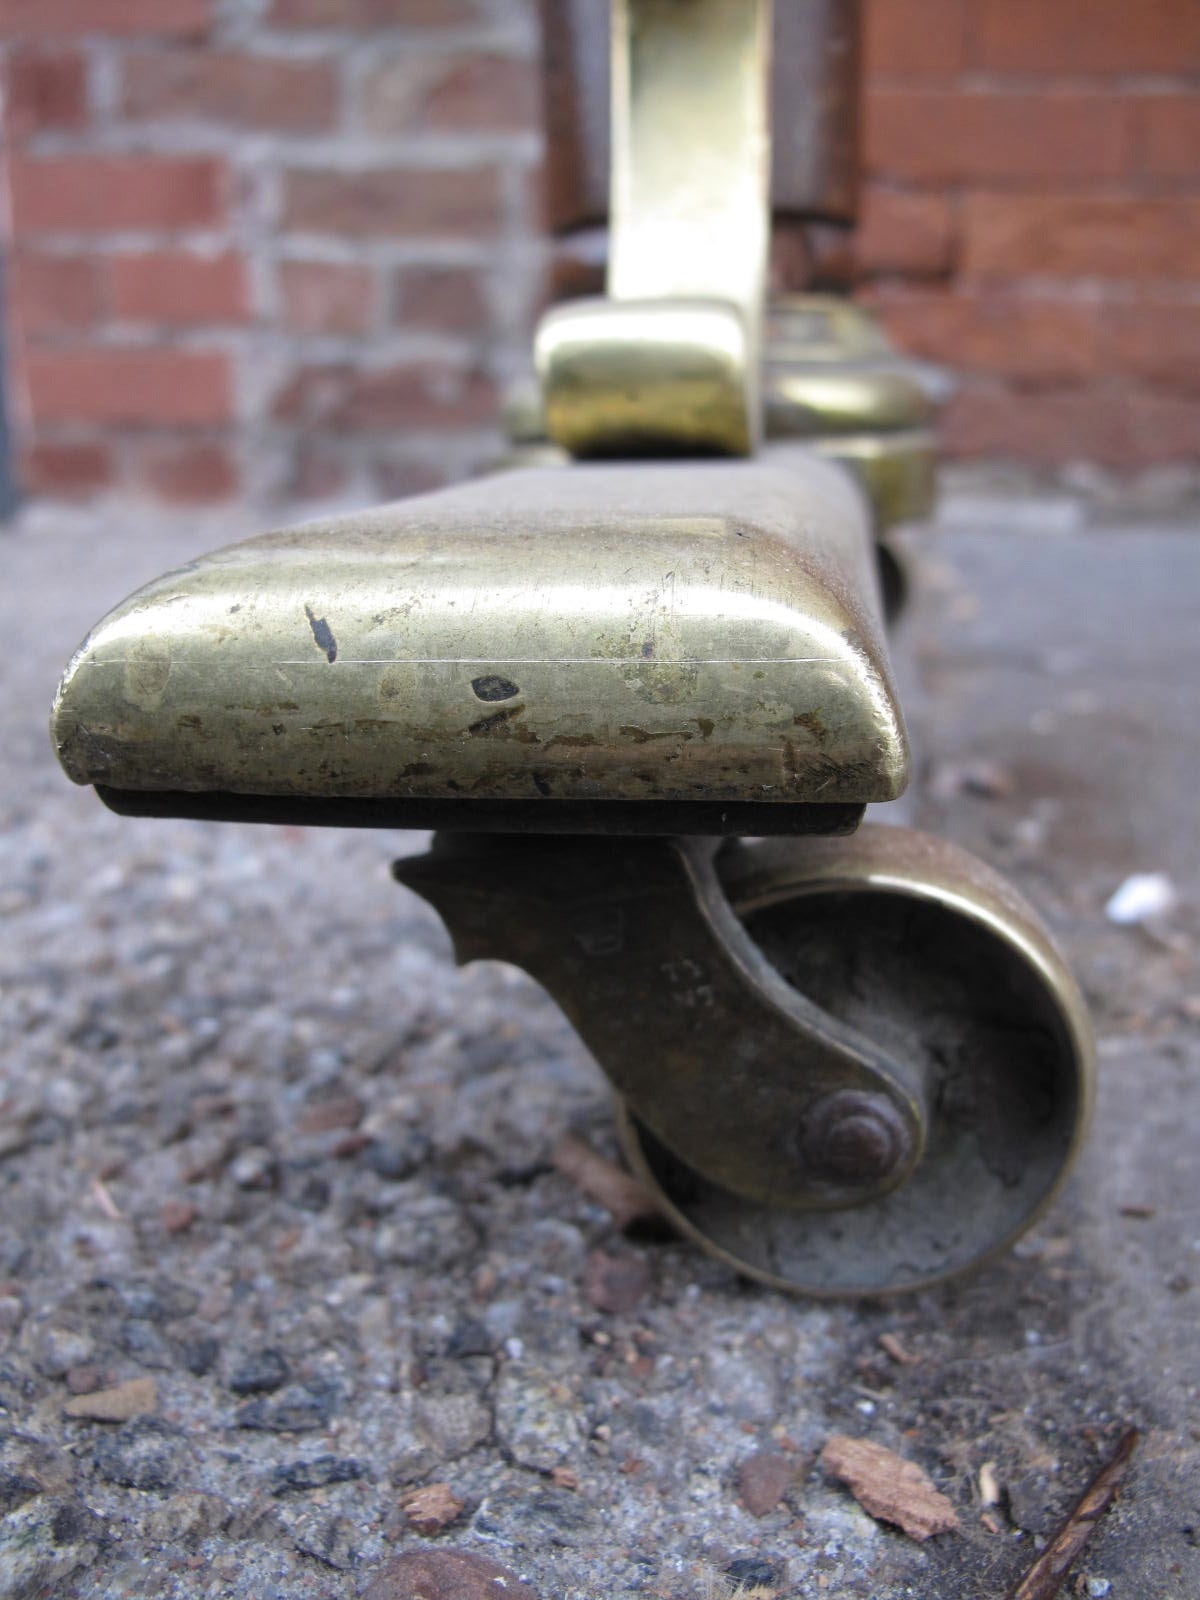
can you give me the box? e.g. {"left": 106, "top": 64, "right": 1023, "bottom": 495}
{"left": 620, "top": 825, "right": 1094, "bottom": 1295}
{"left": 396, "top": 825, "right": 1093, "bottom": 1297}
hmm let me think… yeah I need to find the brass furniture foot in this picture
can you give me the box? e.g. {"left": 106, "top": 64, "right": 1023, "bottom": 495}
{"left": 48, "top": 0, "right": 1094, "bottom": 1295}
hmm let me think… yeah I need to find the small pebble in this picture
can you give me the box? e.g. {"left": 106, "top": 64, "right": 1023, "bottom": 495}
{"left": 0, "top": 1433, "right": 75, "bottom": 1511}
{"left": 726, "top": 1555, "right": 785, "bottom": 1590}
{"left": 294, "top": 1174, "right": 331, "bottom": 1213}
{"left": 235, "top": 1380, "right": 338, "bottom": 1433}
{"left": 361, "top": 1550, "right": 540, "bottom": 1600}
{"left": 272, "top": 1455, "right": 365, "bottom": 1495}
{"left": 229, "top": 1146, "right": 277, "bottom": 1190}
{"left": 180, "top": 1337, "right": 219, "bottom": 1378}
{"left": 117, "top": 1279, "right": 199, "bottom": 1322}
{"left": 736, "top": 1450, "right": 795, "bottom": 1518}
{"left": 364, "top": 1134, "right": 429, "bottom": 1181}
{"left": 34, "top": 1327, "right": 94, "bottom": 1379}
{"left": 582, "top": 1250, "right": 652, "bottom": 1316}
{"left": 227, "top": 1347, "right": 290, "bottom": 1396}
{"left": 161, "top": 1199, "right": 199, "bottom": 1234}
{"left": 928, "top": 758, "right": 1015, "bottom": 800}
{"left": 93, "top": 1417, "right": 185, "bottom": 1492}
{"left": 294, "top": 1094, "right": 363, "bottom": 1136}
{"left": 1105, "top": 872, "right": 1175, "bottom": 925}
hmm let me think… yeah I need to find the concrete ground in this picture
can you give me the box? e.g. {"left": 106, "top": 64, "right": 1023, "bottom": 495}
{"left": 1, "top": 489, "right": 1198, "bottom": 1599}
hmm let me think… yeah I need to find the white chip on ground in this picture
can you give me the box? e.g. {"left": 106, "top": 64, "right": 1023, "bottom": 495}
{"left": 1105, "top": 872, "right": 1176, "bottom": 924}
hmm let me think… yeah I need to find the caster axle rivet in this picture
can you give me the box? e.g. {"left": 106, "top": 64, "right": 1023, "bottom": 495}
{"left": 801, "top": 1089, "right": 912, "bottom": 1188}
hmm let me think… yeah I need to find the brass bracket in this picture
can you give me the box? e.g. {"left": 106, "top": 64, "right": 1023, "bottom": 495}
{"left": 537, "top": 0, "right": 773, "bottom": 456}
{"left": 396, "top": 831, "right": 928, "bottom": 1212}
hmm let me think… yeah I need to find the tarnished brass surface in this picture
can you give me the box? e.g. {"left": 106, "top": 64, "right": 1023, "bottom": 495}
{"left": 52, "top": 446, "right": 908, "bottom": 816}
{"left": 762, "top": 296, "right": 940, "bottom": 529}
{"left": 811, "top": 430, "right": 937, "bottom": 531}
{"left": 519, "top": 294, "right": 942, "bottom": 528}
{"left": 537, "top": 298, "right": 754, "bottom": 457}
{"left": 396, "top": 832, "right": 929, "bottom": 1212}
{"left": 608, "top": 0, "right": 770, "bottom": 351}
{"left": 539, "top": 0, "right": 771, "bottom": 455}
{"left": 765, "top": 368, "right": 929, "bottom": 436}
{"left": 768, "top": 294, "right": 892, "bottom": 361}
{"left": 620, "top": 825, "right": 1096, "bottom": 1295}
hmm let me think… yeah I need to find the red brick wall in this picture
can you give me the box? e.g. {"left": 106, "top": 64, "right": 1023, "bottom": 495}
{"left": 0, "top": 0, "right": 541, "bottom": 504}
{"left": 1, "top": 0, "right": 1198, "bottom": 505}
{"left": 860, "top": 0, "right": 1200, "bottom": 469}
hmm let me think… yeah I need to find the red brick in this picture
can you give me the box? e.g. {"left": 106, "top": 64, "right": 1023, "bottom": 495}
{"left": 392, "top": 266, "right": 488, "bottom": 332}
{"left": 863, "top": 0, "right": 966, "bottom": 79}
{"left": 940, "top": 385, "right": 1115, "bottom": 464}
{"left": 855, "top": 187, "right": 954, "bottom": 277}
{"left": 940, "top": 384, "right": 1200, "bottom": 467}
{"left": 973, "top": 0, "right": 1200, "bottom": 75}
{"left": 0, "top": 0, "right": 211, "bottom": 37}
{"left": 26, "top": 348, "right": 232, "bottom": 427}
{"left": 267, "top": 0, "right": 480, "bottom": 27}
{"left": 279, "top": 442, "right": 350, "bottom": 501}
{"left": 364, "top": 53, "right": 536, "bottom": 135}
{"left": 10, "top": 252, "right": 103, "bottom": 336}
{"left": 1103, "top": 303, "right": 1200, "bottom": 390}
{"left": 865, "top": 91, "right": 1136, "bottom": 185}
{"left": 1124, "top": 392, "right": 1200, "bottom": 462}
{"left": 425, "top": 55, "right": 537, "bottom": 132}
{"left": 273, "top": 362, "right": 496, "bottom": 432}
{"left": 10, "top": 156, "right": 225, "bottom": 233}
{"left": 963, "top": 196, "right": 1200, "bottom": 282}
{"left": 123, "top": 51, "right": 336, "bottom": 133}
{"left": 282, "top": 167, "right": 500, "bottom": 238}
{"left": 132, "top": 439, "right": 239, "bottom": 502}
{"left": 279, "top": 260, "right": 374, "bottom": 335}
{"left": 359, "top": 55, "right": 443, "bottom": 134}
{"left": 5, "top": 49, "right": 87, "bottom": 133}
{"left": 21, "top": 440, "right": 113, "bottom": 496}
{"left": 863, "top": 287, "right": 1099, "bottom": 382}
{"left": 111, "top": 251, "right": 248, "bottom": 325}
{"left": 1138, "top": 97, "right": 1200, "bottom": 182}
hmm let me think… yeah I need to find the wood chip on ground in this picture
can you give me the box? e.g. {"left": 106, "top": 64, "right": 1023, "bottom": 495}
{"left": 63, "top": 1375, "right": 157, "bottom": 1421}
{"left": 820, "top": 1433, "right": 960, "bottom": 1541}
{"left": 399, "top": 1481, "right": 465, "bottom": 1535}
{"left": 1007, "top": 1428, "right": 1139, "bottom": 1600}
{"left": 879, "top": 1332, "right": 919, "bottom": 1365}
{"left": 551, "top": 1133, "right": 662, "bottom": 1231}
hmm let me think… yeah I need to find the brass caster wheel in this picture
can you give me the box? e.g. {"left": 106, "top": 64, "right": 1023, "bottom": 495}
{"left": 616, "top": 825, "right": 1094, "bottom": 1296}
